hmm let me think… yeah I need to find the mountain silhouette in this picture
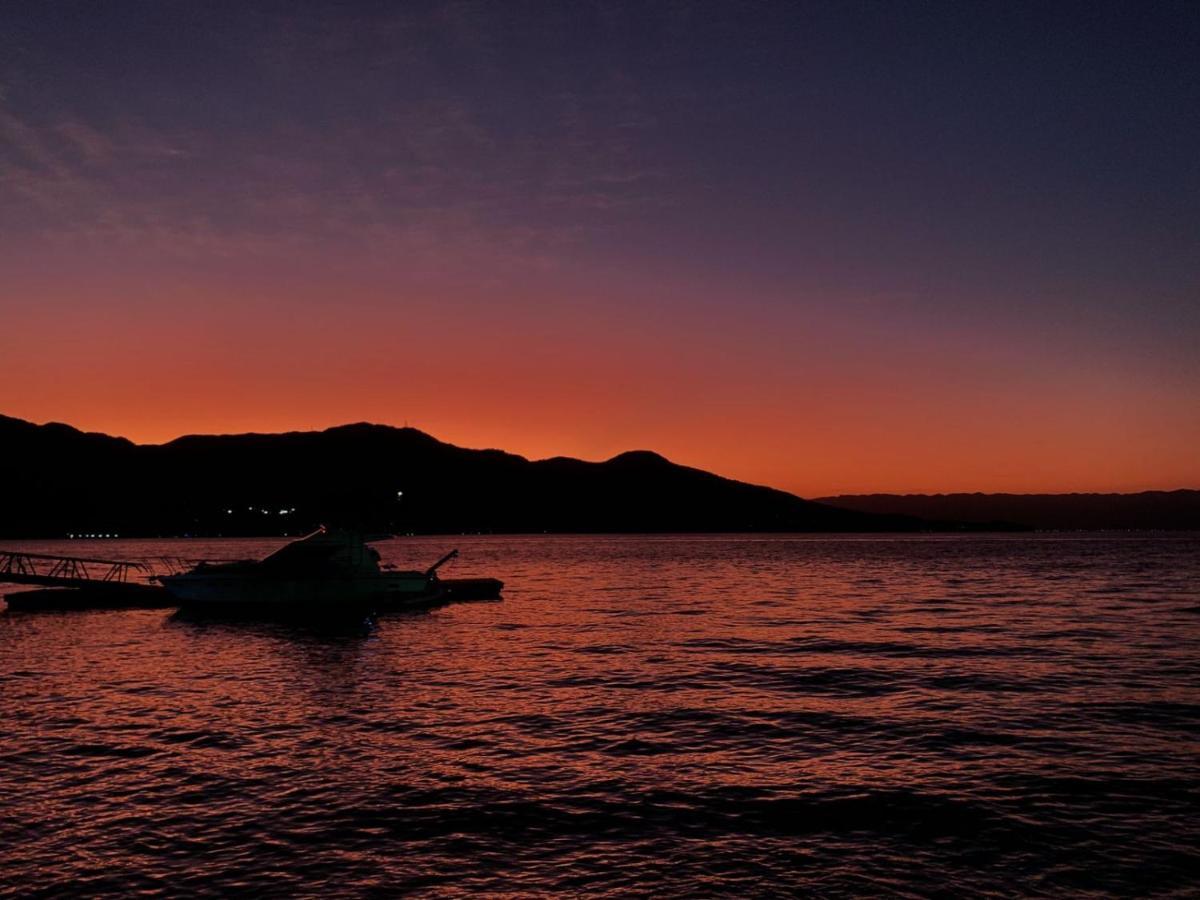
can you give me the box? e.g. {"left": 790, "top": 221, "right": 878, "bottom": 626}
{"left": 818, "top": 491, "right": 1200, "bottom": 531}
{"left": 1, "top": 414, "right": 944, "bottom": 537}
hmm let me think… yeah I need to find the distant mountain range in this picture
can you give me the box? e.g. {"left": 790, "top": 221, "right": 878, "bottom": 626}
{"left": 818, "top": 492, "right": 1200, "bottom": 531}
{"left": 1, "top": 414, "right": 934, "bottom": 537}
{"left": 2, "top": 414, "right": 1192, "bottom": 537}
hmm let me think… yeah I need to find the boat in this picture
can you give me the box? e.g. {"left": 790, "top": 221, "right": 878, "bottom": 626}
{"left": 157, "top": 527, "right": 460, "bottom": 613}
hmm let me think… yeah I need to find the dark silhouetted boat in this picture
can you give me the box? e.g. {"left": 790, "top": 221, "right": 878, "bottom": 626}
{"left": 157, "top": 527, "right": 483, "bottom": 614}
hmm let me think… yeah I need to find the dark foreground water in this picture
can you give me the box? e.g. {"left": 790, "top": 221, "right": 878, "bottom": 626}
{"left": 1, "top": 534, "right": 1198, "bottom": 897}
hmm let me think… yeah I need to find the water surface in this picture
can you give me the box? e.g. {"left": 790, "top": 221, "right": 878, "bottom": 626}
{"left": 2, "top": 534, "right": 1198, "bottom": 896}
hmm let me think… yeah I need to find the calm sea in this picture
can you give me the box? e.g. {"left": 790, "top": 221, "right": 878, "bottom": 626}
{"left": 1, "top": 533, "right": 1198, "bottom": 897}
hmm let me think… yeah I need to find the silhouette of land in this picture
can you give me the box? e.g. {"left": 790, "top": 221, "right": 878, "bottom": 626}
{"left": 819, "top": 492, "right": 1200, "bottom": 531}
{"left": 1, "top": 414, "right": 969, "bottom": 538}
{"left": 6, "top": 414, "right": 1187, "bottom": 537}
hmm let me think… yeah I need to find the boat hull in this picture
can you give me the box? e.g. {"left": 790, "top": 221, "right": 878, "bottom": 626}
{"left": 159, "top": 571, "right": 433, "bottom": 608}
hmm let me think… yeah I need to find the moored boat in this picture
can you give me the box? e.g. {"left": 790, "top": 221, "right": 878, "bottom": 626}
{"left": 158, "top": 527, "right": 455, "bottom": 613}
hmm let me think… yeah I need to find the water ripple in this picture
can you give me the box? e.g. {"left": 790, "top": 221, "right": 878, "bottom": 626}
{"left": 2, "top": 532, "right": 1198, "bottom": 896}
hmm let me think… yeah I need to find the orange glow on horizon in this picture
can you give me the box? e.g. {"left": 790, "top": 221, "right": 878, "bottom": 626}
{"left": 3, "top": 274, "right": 1197, "bottom": 500}
{"left": 2, "top": 3, "right": 1198, "bottom": 503}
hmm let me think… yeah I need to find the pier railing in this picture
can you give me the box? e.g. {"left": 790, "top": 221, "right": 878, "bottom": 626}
{"left": 0, "top": 551, "right": 151, "bottom": 588}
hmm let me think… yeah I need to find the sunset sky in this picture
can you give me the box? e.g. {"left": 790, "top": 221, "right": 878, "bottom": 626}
{"left": 1, "top": 1, "right": 1197, "bottom": 496}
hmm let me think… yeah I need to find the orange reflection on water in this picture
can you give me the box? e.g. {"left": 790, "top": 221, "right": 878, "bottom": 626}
{"left": 1, "top": 533, "right": 1198, "bottom": 894}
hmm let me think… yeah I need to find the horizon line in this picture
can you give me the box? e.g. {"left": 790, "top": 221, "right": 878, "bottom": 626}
{"left": 5, "top": 412, "right": 1197, "bottom": 499}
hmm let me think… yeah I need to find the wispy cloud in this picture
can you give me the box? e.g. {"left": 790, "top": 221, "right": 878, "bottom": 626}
{"left": 0, "top": 2, "right": 710, "bottom": 277}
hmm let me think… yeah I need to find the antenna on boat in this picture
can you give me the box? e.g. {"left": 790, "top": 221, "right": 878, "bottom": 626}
{"left": 425, "top": 549, "right": 459, "bottom": 578}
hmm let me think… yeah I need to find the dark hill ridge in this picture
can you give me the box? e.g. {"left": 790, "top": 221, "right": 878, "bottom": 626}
{"left": 818, "top": 491, "right": 1200, "bottom": 531}
{"left": 1, "top": 414, "right": 932, "bottom": 537}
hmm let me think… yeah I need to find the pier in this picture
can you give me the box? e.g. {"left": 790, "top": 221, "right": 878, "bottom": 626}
{"left": 0, "top": 550, "right": 177, "bottom": 609}
{"left": 0, "top": 550, "right": 152, "bottom": 590}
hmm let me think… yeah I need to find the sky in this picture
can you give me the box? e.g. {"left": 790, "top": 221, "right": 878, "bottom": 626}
{"left": 1, "top": 1, "right": 1197, "bottom": 496}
